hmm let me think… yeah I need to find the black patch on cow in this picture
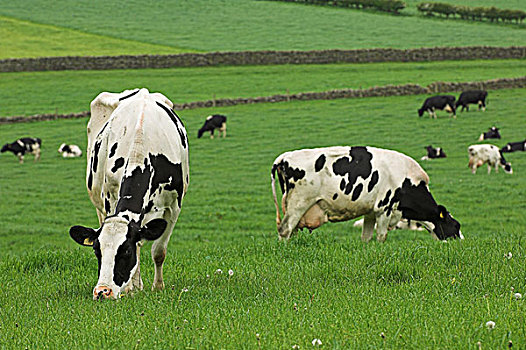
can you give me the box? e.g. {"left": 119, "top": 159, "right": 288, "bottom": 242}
{"left": 105, "top": 198, "right": 111, "bottom": 214}
{"left": 368, "top": 170, "right": 379, "bottom": 192}
{"left": 112, "top": 223, "right": 139, "bottom": 287}
{"left": 278, "top": 160, "right": 306, "bottom": 191}
{"left": 377, "top": 190, "right": 391, "bottom": 208}
{"left": 115, "top": 159, "right": 152, "bottom": 214}
{"left": 352, "top": 183, "right": 363, "bottom": 201}
{"left": 92, "top": 140, "right": 103, "bottom": 173}
{"left": 109, "top": 143, "right": 118, "bottom": 158}
{"left": 333, "top": 193, "right": 338, "bottom": 200}
{"left": 111, "top": 157, "right": 125, "bottom": 173}
{"left": 87, "top": 171, "right": 93, "bottom": 191}
{"left": 149, "top": 153, "right": 184, "bottom": 208}
{"left": 155, "top": 102, "right": 187, "bottom": 149}
{"left": 118, "top": 89, "right": 139, "bottom": 101}
{"left": 393, "top": 179, "right": 436, "bottom": 221}
{"left": 385, "top": 188, "right": 401, "bottom": 216}
{"left": 144, "top": 200, "right": 154, "bottom": 213}
{"left": 315, "top": 154, "right": 326, "bottom": 172}
{"left": 332, "top": 147, "right": 373, "bottom": 195}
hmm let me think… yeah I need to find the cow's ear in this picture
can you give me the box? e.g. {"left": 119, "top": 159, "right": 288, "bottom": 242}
{"left": 437, "top": 205, "right": 449, "bottom": 220}
{"left": 139, "top": 219, "right": 167, "bottom": 241}
{"left": 70, "top": 225, "right": 99, "bottom": 246}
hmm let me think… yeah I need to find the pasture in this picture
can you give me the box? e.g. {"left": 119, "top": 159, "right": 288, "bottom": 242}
{"left": 1, "top": 89, "right": 526, "bottom": 348}
{"left": 0, "top": 0, "right": 525, "bottom": 58}
{"left": 2, "top": 59, "right": 526, "bottom": 117}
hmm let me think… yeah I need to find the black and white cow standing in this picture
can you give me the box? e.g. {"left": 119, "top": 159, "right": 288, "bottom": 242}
{"left": 478, "top": 126, "right": 501, "bottom": 141}
{"left": 455, "top": 90, "right": 487, "bottom": 112}
{"left": 1, "top": 137, "right": 41, "bottom": 163}
{"left": 418, "top": 95, "right": 456, "bottom": 119}
{"left": 468, "top": 144, "right": 512, "bottom": 174}
{"left": 197, "top": 114, "right": 227, "bottom": 139}
{"left": 501, "top": 140, "right": 526, "bottom": 153}
{"left": 271, "top": 146, "right": 462, "bottom": 242}
{"left": 69, "top": 88, "right": 189, "bottom": 300}
{"left": 421, "top": 145, "right": 447, "bottom": 160}
{"left": 58, "top": 143, "right": 82, "bottom": 158}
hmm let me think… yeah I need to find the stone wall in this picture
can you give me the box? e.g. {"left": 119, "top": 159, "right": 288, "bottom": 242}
{"left": 1, "top": 46, "right": 525, "bottom": 72}
{"left": 1, "top": 76, "right": 524, "bottom": 124}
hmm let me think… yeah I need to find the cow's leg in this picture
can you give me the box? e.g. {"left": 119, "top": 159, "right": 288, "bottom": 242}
{"left": 375, "top": 214, "right": 390, "bottom": 242}
{"left": 34, "top": 149, "right": 41, "bottom": 162}
{"left": 210, "top": 130, "right": 214, "bottom": 139}
{"left": 278, "top": 199, "right": 315, "bottom": 240}
{"left": 487, "top": 164, "right": 492, "bottom": 174}
{"left": 17, "top": 153, "right": 24, "bottom": 164}
{"left": 151, "top": 222, "right": 174, "bottom": 291}
{"left": 220, "top": 123, "right": 227, "bottom": 138}
{"left": 361, "top": 213, "right": 376, "bottom": 242}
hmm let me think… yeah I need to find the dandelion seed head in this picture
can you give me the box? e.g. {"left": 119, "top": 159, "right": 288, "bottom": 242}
{"left": 486, "top": 321, "right": 495, "bottom": 329}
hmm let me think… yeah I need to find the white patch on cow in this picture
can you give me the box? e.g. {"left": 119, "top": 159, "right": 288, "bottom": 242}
{"left": 206, "top": 115, "right": 213, "bottom": 121}
{"left": 444, "top": 105, "right": 452, "bottom": 113}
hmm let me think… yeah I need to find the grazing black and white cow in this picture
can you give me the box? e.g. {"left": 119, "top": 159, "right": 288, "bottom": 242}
{"left": 456, "top": 90, "right": 487, "bottom": 112}
{"left": 418, "top": 95, "right": 456, "bottom": 119}
{"left": 421, "top": 145, "right": 447, "bottom": 160}
{"left": 501, "top": 140, "right": 526, "bottom": 153}
{"left": 271, "top": 146, "right": 462, "bottom": 242}
{"left": 468, "top": 144, "right": 512, "bottom": 174}
{"left": 197, "top": 114, "right": 227, "bottom": 139}
{"left": 69, "top": 88, "right": 189, "bottom": 300}
{"left": 478, "top": 126, "right": 501, "bottom": 141}
{"left": 1, "top": 137, "right": 41, "bottom": 163}
{"left": 58, "top": 143, "right": 82, "bottom": 158}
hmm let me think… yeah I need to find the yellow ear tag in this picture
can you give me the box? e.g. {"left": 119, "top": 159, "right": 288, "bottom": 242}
{"left": 84, "top": 238, "right": 94, "bottom": 246}
{"left": 439, "top": 212, "right": 445, "bottom": 219}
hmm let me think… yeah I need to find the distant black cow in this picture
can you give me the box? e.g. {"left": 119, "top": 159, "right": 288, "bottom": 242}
{"left": 456, "top": 90, "right": 487, "bottom": 112}
{"left": 478, "top": 127, "right": 501, "bottom": 141}
{"left": 418, "top": 95, "right": 456, "bottom": 118}
{"left": 197, "top": 114, "right": 227, "bottom": 139}
{"left": 421, "top": 145, "right": 447, "bottom": 160}
{"left": 1, "top": 137, "right": 41, "bottom": 163}
{"left": 501, "top": 140, "right": 526, "bottom": 153}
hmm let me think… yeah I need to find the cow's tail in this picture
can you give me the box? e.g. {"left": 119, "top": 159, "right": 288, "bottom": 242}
{"left": 271, "top": 163, "right": 282, "bottom": 228}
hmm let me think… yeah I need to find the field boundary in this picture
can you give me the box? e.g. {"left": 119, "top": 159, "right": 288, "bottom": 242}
{"left": 1, "top": 46, "right": 525, "bottom": 72}
{"left": 1, "top": 76, "right": 524, "bottom": 124}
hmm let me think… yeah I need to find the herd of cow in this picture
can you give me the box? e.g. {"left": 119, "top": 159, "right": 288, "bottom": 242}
{"left": 0, "top": 88, "right": 523, "bottom": 299}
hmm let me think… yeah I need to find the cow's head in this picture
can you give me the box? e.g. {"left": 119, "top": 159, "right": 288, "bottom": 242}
{"left": 197, "top": 128, "right": 205, "bottom": 139}
{"left": 418, "top": 108, "right": 424, "bottom": 117}
{"left": 1, "top": 143, "right": 9, "bottom": 152}
{"left": 70, "top": 216, "right": 167, "bottom": 300}
{"left": 428, "top": 205, "right": 463, "bottom": 240}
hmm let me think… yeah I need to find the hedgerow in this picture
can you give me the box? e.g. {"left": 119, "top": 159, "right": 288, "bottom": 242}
{"left": 417, "top": 2, "right": 526, "bottom": 23}
{"left": 267, "top": 0, "right": 406, "bottom": 14}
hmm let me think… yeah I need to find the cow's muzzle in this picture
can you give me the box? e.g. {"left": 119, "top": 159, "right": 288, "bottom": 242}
{"left": 93, "top": 285, "right": 115, "bottom": 300}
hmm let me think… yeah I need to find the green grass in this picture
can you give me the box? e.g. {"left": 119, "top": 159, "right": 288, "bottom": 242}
{"left": 1, "top": 89, "right": 526, "bottom": 347}
{"left": 1, "top": 59, "right": 525, "bottom": 117}
{"left": 0, "top": 16, "right": 190, "bottom": 59}
{"left": 0, "top": 0, "right": 524, "bottom": 58}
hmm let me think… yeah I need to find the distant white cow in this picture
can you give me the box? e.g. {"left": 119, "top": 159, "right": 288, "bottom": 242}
{"left": 468, "top": 144, "right": 512, "bottom": 174}
{"left": 58, "top": 143, "right": 82, "bottom": 158}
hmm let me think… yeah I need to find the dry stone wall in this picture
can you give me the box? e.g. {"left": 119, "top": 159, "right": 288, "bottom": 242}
{"left": 1, "top": 46, "right": 525, "bottom": 72}
{"left": 1, "top": 76, "right": 524, "bottom": 124}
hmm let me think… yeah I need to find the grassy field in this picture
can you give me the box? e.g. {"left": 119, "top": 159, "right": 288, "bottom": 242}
{"left": 1, "top": 58, "right": 525, "bottom": 117}
{"left": 0, "top": 0, "right": 525, "bottom": 58}
{"left": 1, "top": 88, "right": 526, "bottom": 347}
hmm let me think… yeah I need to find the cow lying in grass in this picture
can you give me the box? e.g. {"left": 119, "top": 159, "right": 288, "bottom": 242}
{"left": 58, "top": 143, "right": 82, "bottom": 158}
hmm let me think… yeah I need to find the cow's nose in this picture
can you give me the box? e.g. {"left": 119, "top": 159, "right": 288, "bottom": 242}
{"left": 93, "top": 285, "right": 114, "bottom": 300}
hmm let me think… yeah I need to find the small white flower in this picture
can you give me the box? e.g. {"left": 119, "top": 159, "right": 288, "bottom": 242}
{"left": 506, "top": 252, "right": 513, "bottom": 259}
{"left": 215, "top": 269, "right": 222, "bottom": 274}
{"left": 312, "top": 338, "right": 322, "bottom": 346}
{"left": 228, "top": 269, "right": 234, "bottom": 276}
{"left": 206, "top": 274, "right": 210, "bottom": 278}
{"left": 182, "top": 287, "right": 188, "bottom": 293}
{"left": 486, "top": 321, "right": 496, "bottom": 329}
{"left": 514, "top": 292, "right": 522, "bottom": 300}
{"left": 292, "top": 345, "right": 300, "bottom": 349}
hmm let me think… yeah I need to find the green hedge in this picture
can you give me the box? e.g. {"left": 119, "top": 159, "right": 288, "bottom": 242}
{"left": 271, "top": 0, "right": 406, "bottom": 13}
{"left": 417, "top": 2, "right": 526, "bottom": 23}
